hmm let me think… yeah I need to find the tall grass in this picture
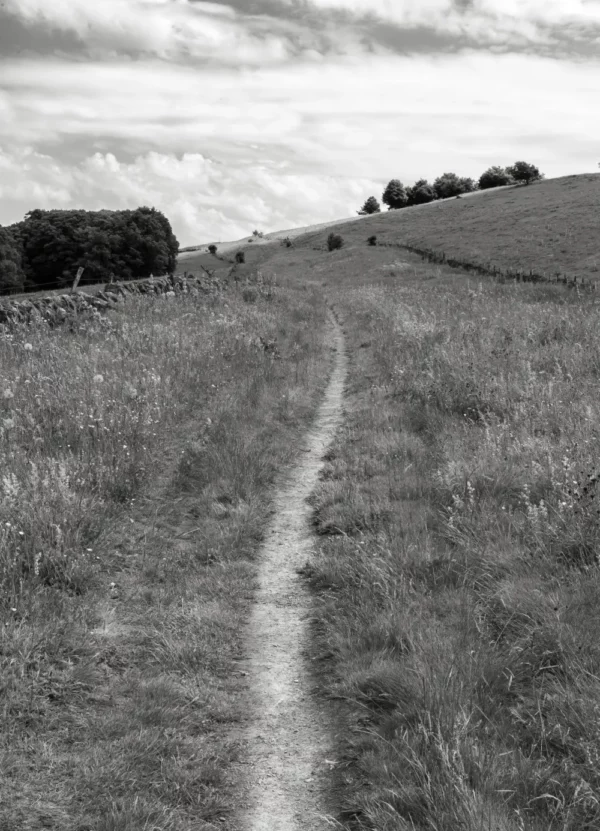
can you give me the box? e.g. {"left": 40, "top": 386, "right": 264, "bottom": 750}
{"left": 0, "top": 280, "right": 330, "bottom": 829}
{"left": 310, "top": 266, "right": 600, "bottom": 830}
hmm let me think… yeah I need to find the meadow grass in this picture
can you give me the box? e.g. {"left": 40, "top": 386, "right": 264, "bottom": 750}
{"left": 308, "top": 255, "right": 600, "bottom": 830}
{"left": 0, "top": 277, "right": 330, "bottom": 830}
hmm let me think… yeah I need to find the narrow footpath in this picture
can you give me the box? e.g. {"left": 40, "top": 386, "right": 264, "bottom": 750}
{"left": 235, "top": 309, "right": 347, "bottom": 831}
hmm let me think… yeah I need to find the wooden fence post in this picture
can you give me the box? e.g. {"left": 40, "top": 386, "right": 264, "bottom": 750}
{"left": 71, "top": 266, "right": 84, "bottom": 293}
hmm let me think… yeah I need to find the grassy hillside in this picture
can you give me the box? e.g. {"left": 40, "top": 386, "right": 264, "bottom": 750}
{"left": 261, "top": 174, "right": 600, "bottom": 285}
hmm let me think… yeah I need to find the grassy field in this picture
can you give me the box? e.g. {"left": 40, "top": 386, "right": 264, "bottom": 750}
{"left": 4, "top": 170, "right": 600, "bottom": 830}
{"left": 0, "top": 276, "right": 331, "bottom": 830}
{"left": 175, "top": 203, "right": 600, "bottom": 828}
{"left": 302, "top": 242, "right": 600, "bottom": 829}
{"left": 286, "top": 174, "right": 600, "bottom": 285}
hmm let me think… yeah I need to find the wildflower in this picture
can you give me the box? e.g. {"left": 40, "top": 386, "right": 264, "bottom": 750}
{"left": 2, "top": 389, "right": 14, "bottom": 400}
{"left": 93, "top": 374, "right": 104, "bottom": 384}
{"left": 2, "top": 418, "right": 15, "bottom": 431}
{"left": 23, "top": 343, "right": 33, "bottom": 351}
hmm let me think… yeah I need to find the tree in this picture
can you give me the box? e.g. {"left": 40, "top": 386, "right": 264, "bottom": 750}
{"left": 506, "top": 161, "right": 543, "bottom": 186}
{"left": 406, "top": 179, "right": 436, "bottom": 206}
{"left": 433, "top": 172, "right": 475, "bottom": 200}
{"left": 208, "top": 244, "right": 217, "bottom": 255}
{"left": 478, "top": 165, "right": 513, "bottom": 189}
{"left": 0, "top": 225, "right": 25, "bottom": 293}
{"left": 13, "top": 207, "right": 180, "bottom": 291}
{"left": 235, "top": 250, "right": 245, "bottom": 263}
{"left": 357, "top": 196, "right": 381, "bottom": 215}
{"left": 382, "top": 179, "right": 408, "bottom": 210}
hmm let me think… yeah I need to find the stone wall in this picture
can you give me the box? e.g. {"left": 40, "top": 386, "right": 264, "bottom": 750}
{"left": 0, "top": 272, "right": 223, "bottom": 326}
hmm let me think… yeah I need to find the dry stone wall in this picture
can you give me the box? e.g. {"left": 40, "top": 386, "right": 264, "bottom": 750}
{"left": 0, "top": 272, "right": 223, "bottom": 326}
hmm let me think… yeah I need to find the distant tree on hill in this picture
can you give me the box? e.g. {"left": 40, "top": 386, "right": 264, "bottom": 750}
{"left": 0, "top": 225, "right": 25, "bottom": 293}
{"left": 208, "top": 244, "right": 217, "bottom": 254}
{"left": 357, "top": 196, "right": 381, "bottom": 215}
{"left": 382, "top": 179, "right": 408, "bottom": 210}
{"left": 506, "top": 161, "right": 544, "bottom": 186}
{"left": 478, "top": 165, "right": 513, "bottom": 189}
{"left": 433, "top": 172, "right": 476, "bottom": 200}
{"left": 406, "top": 179, "right": 436, "bottom": 206}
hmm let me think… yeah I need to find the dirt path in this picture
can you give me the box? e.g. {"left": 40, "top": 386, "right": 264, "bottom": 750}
{"left": 235, "top": 309, "right": 347, "bottom": 831}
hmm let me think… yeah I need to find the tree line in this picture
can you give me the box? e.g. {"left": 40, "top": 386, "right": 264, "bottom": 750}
{"left": 358, "top": 161, "right": 543, "bottom": 215}
{"left": 0, "top": 207, "right": 179, "bottom": 295}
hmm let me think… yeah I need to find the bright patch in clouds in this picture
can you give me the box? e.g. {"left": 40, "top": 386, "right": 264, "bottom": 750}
{"left": 0, "top": 0, "right": 599, "bottom": 245}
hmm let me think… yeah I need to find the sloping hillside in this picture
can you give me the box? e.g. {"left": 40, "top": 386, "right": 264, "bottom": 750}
{"left": 186, "top": 174, "right": 600, "bottom": 285}
{"left": 295, "top": 174, "right": 600, "bottom": 283}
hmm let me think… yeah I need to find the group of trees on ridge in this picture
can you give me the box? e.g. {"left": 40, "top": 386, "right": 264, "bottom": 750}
{"left": 0, "top": 207, "right": 179, "bottom": 294}
{"left": 358, "top": 161, "right": 543, "bottom": 214}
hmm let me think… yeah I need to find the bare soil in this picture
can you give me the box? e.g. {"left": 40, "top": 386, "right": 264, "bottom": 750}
{"left": 232, "top": 310, "right": 347, "bottom": 831}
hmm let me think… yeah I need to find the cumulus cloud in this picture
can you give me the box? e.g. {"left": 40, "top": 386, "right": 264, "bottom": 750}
{"left": 0, "top": 145, "right": 382, "bottom": 245}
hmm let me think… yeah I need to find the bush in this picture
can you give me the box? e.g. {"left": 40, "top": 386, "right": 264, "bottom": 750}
{"left": 368, "top": 236, "right": 378, "bottom": 246}
{"left": 358, "top": 196, "right": 381, "bottom": 215}
{"left": 382, "top": 179, "right": 408, "bottom": 210}
{"left": 208, "top": 244, "right": 217, "bottom": 255}
{"left": 506, "top": 161, "right": 544, "bottom": 186}
{"left": 478, "top": 165, "right": 513, "bottom": 189}
{"left": 235, "top": 250, "right": 245, "bottom": 264}
{"left": 327, "top": 233, "right": 344, "bottom": 252}
{"left": 281, "top": 237, "right": 293, "bottom": 248}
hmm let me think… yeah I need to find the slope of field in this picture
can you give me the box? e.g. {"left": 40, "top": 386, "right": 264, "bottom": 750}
{"left": 294, "top": 174, "right": 600, "bottom": 284}
{"left": 183, "top": 174, "right": 600, "bottom": 287}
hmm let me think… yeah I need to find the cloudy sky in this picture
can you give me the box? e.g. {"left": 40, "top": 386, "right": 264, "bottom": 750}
{"left": 0, "top": 1, "right": 599, "bottom": 246}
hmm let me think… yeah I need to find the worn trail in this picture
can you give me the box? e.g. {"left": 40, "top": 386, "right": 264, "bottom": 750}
{"left": 236, "top": 310, "right": 347, "bottom": 831}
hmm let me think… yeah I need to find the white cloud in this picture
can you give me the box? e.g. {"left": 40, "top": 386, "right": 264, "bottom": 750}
{"left": 0, "top": 145, "right": 382, "bottom": 245}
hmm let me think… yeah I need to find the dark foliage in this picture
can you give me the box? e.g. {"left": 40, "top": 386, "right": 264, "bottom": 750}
{"left": 506, "top": 161, "right": 544, "bottom": 186}
{"left": 3, "top": 207, "right": 179, "bottom": 294}
{"left": 327, "top": 233, "right": 344, "bottom": 252}
{"left": 478, "top": 165, "right": 514, "bottom": 189}
{"left": 406, "top": 179, "right": 437, "bottom": 206}
{"left": 208, "top": 244, "right": 218, "bottom": 255}
{"left": 358, "top": 196, "right": 381, "bottom": 215}
{"left": 368, "top": 235, "right": 378, "bottom": 246}
{"left": 382, "top": 179, "right": 408, "bottom": 210}
{"left": 235, "top": 250, "right": 245, "bottom": 263}
{"left": 433, "top": 173, "right": 477, "bottom": 200}
{"left": 0, "top": 225, "right": 25, "bottom": 293}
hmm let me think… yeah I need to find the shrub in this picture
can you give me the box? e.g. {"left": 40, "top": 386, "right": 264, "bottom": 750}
{"left": 208, "top": 244, "right": 217, "bottom": 255}
{"left": 368, "top": 235, "right": 378, "bottom": 246}
{"left": 478, "top": 165, "right": 513, "bottom": 189}
{"left": 382, "top": 180, "right": 408, "bottom": 210}
{"left": 281, "top": 237, "right": 293, "bottom": 248}
{"left": 327, "top": 233, "right": 344, "bottom": 252}
{"left": 506, "top": 160, "right": 544, "bottom": 186}
{"left": 358, "top": 196, "right": 381, "bottom": 215}
{"left": 235, "top": 251, "right": 245, "bottom": 264}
